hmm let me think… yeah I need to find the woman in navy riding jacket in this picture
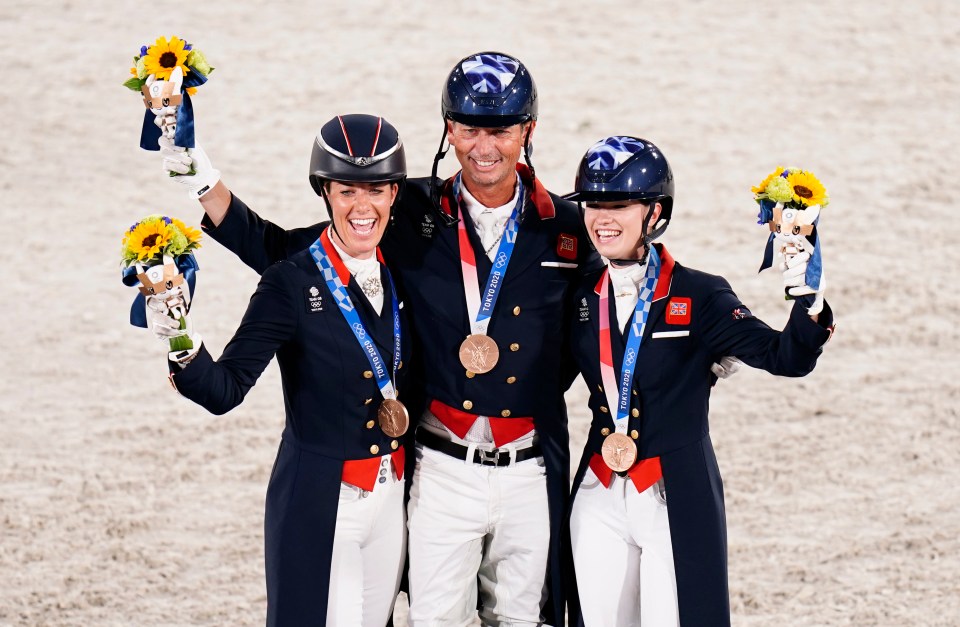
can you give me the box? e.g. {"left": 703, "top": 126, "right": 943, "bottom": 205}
{"left": 146, "top": 115, "right": 413, "bottom": 626}
{"left": 562, "top": 136, "right": 835, "bottom": 626}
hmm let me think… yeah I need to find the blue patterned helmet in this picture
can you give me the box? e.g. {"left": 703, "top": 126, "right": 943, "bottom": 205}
{"left": 565, "top": 136, "right": 674, "bottom": 240}
{"left": 441, "top": 52, "right": 538, "bottom": 127}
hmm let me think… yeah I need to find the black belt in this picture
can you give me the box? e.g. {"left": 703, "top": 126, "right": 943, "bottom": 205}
{"left": 416, "top": 428, "right": 542, "bottom": 467}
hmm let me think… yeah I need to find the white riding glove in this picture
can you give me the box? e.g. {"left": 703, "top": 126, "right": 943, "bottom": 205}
{"left": 157, "top": 136, "right": 221, "bottom": 200}
{"left": 145, "top": 289, "right": 203, "bottom": 365}
{"left": 710, "top": 356, "right": 742, "bottom": 379}
{"left": 778, "top": 242, "right": 825, "bottom": 316}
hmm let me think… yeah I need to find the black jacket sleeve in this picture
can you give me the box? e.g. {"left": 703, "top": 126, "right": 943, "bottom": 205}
{"left": 699, "top": 278, "right": 834, "bottom": 377}
{"left": 171, "top": 262, "right": 300, "bottom": 414}
{"left": 200, "top": 193, "right": 325, "bottom": 275}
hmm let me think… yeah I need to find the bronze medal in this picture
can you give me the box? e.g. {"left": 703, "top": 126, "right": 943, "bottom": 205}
{"left": 602, "top": 432, "right": 637, "bottom": 472}
{"left": 458, "top": 334, "right": 500, "bottom": 374}
{"left": 378, "top": 399, "right": 409, "bottom": 438}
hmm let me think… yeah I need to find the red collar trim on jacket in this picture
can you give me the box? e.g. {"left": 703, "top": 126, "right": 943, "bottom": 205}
{"left": 439, "top": 163, "right": 556, "bottom": 220}
{"left": 653, "top": 244, "right": 674, "bottom": 301}
{"left": 593, "top": 244, "right": 675, "bottom": 299}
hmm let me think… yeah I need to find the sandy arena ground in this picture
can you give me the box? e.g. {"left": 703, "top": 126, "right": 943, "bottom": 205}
{"left": 2, "top": 1, "right": 958, "bottom": 624}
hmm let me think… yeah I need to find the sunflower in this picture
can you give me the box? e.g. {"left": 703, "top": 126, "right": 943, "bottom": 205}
{"left": 124, "top": 219, "right": 172, "bottom": 263}
{"left": 751, "top": 166, "right": 785, "bottom": 195}
{"left": 786, "top": 170, "right": 828, "bottom": 207}
{"left": 171, "top": 218, "right": 203, "bottom": 246}
{"left": 142, "top": 36, "right": 191, "bottom": 81}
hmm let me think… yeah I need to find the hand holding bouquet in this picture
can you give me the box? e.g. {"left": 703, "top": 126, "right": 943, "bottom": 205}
{"left": 123, "top": 36, "right": 214, "bottom": 155}
{"left": 120, "top": 215, "right": 202, "bottom": 352}
{"left": 752, "top": 167, "right": 828, "bottom": 315}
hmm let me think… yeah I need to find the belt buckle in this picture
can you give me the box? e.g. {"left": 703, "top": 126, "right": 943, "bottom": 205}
{"left": 476, "top": 447, "right": 502, "bottom": 466}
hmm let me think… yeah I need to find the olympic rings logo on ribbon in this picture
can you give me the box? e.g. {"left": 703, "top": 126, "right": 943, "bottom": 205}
{"left": 352, "top": 322, "right": 366, "bottom": 338}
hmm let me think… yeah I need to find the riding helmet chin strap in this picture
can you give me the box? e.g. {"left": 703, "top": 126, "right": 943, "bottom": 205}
{"left": 319, "top": 184, "right": 346, "bottom": 244}
{"left": 606, "top": 200, "right": 656, "bottom": 267}
{"left": 429, "top": 123, "right": 458, "bottom": 228}
{"left": 522, "top": 123, "right": 536, "bottom": 183}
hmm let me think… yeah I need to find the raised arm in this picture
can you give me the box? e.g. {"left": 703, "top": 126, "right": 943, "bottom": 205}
{"left": 699, "top": 278, "right": 833, "bottom": 377}
{"left": 166, "top": 262, "right": 300, "bottom": 414}
{"left": 156, "top": 113, "right": 322, "bottom": 274}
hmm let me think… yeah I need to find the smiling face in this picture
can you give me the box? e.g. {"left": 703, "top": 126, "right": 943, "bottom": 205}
{"left": 583, "top": 200, "right": 662, "bottom": 262}
{"left": 446, "top": 120, "right": 534, "bottom": 206}
{"left": 325, "top": 180, "right": 398, "bottom": 259}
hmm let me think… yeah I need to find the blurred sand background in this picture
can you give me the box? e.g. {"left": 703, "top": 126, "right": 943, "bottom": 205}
{"left": 2, "top": 0, "right": 958, "bottom": 624}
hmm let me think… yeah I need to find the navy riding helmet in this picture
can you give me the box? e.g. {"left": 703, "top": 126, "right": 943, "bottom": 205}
{"left": 309, "top": 114, "right": 407, "bottom": 227}
{"left": 431, "top": 52, "right": 539, "bottom": 221}
{"left": 441, "top": 52, "right": 538, "bottom": 127}
{"left": 310, "top": 114, "right": 406, "bottom": 192}
{"left": 565, "top": 136, "right": 674, "bottom": 243}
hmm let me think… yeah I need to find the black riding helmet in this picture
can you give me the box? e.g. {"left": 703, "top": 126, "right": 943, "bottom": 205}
{"left": 309, "top": 114, "right": 407, "bottom": 215}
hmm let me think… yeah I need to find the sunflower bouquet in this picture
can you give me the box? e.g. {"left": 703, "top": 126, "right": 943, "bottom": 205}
{"left": 120, "top": 215, "right": 202, "bottom": 352}
{"left": 752, "top": 166, "right": 828, "bottom": 294}
{"left": 122, "top": 36, "right": 214, "bottom": 153}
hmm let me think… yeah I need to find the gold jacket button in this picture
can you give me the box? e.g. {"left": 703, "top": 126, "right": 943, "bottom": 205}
{"left": 466, "top": 370, "right": 476, "bottom": 379}
{"left": 630, "top": 430, "right": 639, "bottom": 440}
{"left": 501, "top": 409, "right": 511, "bottom": 417}
{"left": 370, "top": 444, "right": 380, "bottom": 455}
{"left": 631, "top": 408, "right": 640, "bottom": 417}
{"left": 510, "top": 343, "right": 520, "bottom": 352}
{"left": 366, "top": 420, "right": 375, "bottom": 429}
{"left": 363, "top": 370, "right": 374, "bottom": 379}
{"left": 364, "top": 398, "right": 373, "bottom": 405}
{"left": 599, "top": 406, "right": 609, "bottom": 413}
{"left": 463, "top": 400, "right": 474, "bottom": 410}
{"left": 597, "top": 384, "right": 603, "bottom": 393}
{"left": 390, "top": 440, "right": 399, "bottom": 450}
{"left": 632, "top": 389, "right": 638, "bottom": 396}
{"left": 506, "top": 376, "right": 517, "bottom": 384}
{"left": 601, "top": 427, "right": 611, "bottom": 436}
{"left": 398, "top": 361, "right": 403, "bottom": 369}
{"left": 513, "top": 306, "right": 521, "bottom": 316}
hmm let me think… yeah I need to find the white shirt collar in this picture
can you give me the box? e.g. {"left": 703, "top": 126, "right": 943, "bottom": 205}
{"left": 329, "top": 230, "right": 379, "bottom": 279}
{"left": 607, "top": 260, "right": 648, "bottom": 294}
{"left": 460, "top": 173, "right": 521, "bottom": 225}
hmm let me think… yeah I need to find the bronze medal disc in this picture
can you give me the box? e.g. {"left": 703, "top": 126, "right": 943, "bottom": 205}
{"left": 458, "top": 334, "right": 500, "bottom": 374}
{"left": 602, "top": 432, "right": 638, "bottom": 472}
{"left": 378, "top": 399, "right": 409, "bottom": 438}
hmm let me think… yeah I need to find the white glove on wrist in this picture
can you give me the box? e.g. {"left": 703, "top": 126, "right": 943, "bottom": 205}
{"left": 168, "top": 334, "right": 203, "bottom": 367}
{"left": 157, "top": 134, "right": 221, "bottom": 200}
{"left": 145, "top": 290, "right": 203, "bottom": 367}
{"left": 710, "top": 356, "right": 742, "bottom": 379}
{"left": 779, "top": 244, "right": 826, "bottom": 316}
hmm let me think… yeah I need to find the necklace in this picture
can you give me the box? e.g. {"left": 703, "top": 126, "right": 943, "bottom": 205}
{"left": 484, "top": 232, "right": 504, "bottom": 256}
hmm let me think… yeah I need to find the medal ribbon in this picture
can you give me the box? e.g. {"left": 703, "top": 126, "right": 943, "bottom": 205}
{"left": 598, "top": 247, "right": 661, "bottom": 434}
{"left": 309, "top": 228, "right": 401, "bottom": 401}
{"left": 455, "top": 173, "right": 524, "bottom": 335}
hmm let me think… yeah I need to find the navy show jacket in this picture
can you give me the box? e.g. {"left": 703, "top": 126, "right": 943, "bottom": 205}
{"left": 170, "top": 233, "right": 413, "bottom": 626}
{"left": 568, "top": 244, "right": 834, "bottom": 627}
